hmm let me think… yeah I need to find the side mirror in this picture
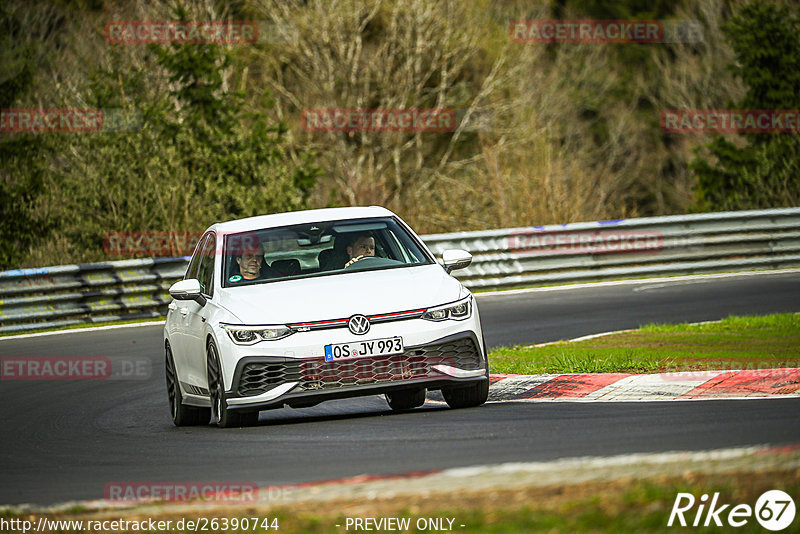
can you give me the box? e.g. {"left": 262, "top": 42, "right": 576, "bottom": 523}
{"left": 169, "top": 279, "right": 207, "bottom": 307}
{"left": 442, "top": 249, "right": 472, "bottom": 274}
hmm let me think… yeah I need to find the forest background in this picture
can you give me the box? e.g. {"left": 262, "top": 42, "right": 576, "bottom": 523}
{"left": 1, "top": 0, "right": 798, "bottom": 269}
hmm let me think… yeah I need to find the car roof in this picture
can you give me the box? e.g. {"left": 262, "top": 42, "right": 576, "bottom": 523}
{"left": 209, "top": 206, "right": 397, "bottom": 234}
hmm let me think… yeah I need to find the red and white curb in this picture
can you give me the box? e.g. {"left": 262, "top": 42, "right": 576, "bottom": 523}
{"left": 483, "top": 368, "right": 800, "bottom": 402}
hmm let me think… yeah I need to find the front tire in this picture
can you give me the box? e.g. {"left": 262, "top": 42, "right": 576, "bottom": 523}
{"left": 442, "top": 379, "right": 489, "bottom": 409}
{"left": 207, "top": 340, "right": 258, "bottom": 428}
{"left": 166, "top": 345, "right": 210, "bottom": 426}
{"left": 386, "top": 388, "right": 426, "bottom": 411}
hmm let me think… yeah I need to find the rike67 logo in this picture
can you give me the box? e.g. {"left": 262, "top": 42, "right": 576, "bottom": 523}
{"left": 668, "top": 490, "right": 796, "bottom": 530}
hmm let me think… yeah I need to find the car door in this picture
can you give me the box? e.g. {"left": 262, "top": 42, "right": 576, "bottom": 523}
{"left": 183, "top": 233, "right": 217, "bottom": 389}
{"left": 167, "top": 234, "right": 206, "bottom": 378}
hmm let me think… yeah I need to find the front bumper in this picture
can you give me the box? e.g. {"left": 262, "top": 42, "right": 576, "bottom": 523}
{"left": 224, "top": 331, "right": 487, "bottom": 411}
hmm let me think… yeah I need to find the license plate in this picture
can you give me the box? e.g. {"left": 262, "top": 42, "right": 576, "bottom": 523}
{"left": 324, "top": 337, "right": 404, "bottom": 362}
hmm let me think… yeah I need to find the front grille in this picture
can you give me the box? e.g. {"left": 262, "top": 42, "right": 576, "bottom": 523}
{"left": 236, "top": 336, "right": 481, "bottom": 396}
{"left": 238, "top": 362, "right": 302, "bottom": 396}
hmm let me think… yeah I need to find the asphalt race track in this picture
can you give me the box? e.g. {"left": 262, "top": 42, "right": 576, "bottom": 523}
{"left": 478, "top": 270, "right": 800, "bottom": 348}
{"left": 1, "top": 271, "right": 799, "bottom": 506}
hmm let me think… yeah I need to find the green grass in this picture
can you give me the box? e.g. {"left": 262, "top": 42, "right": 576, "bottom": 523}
{"left": 264, "top": 474, "right": 800, "bottom": 533}
{"left": 489, "top": 313, "right": 800, "bottom": 375}
{"left": 12, "top": 472, "right": 797, "bottom": 533}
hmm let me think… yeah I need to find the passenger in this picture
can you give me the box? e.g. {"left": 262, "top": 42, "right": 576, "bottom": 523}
{"left": 344, "top": 233, "right": 376, "bottom": 268}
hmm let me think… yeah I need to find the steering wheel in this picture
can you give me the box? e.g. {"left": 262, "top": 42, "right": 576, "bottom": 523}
{"left": 344, "top": 255, "right": 381, "bottom": 269}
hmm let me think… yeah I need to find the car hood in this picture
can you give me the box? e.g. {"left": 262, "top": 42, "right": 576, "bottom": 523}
{"left": 217, "top": 264, "right": 464, "bottom": 324}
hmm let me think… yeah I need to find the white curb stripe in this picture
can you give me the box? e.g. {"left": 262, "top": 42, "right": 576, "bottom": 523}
{"left": 476, "top": 268, "right": 800, "bottom": 298}
{"left": 0, "top": 320, "right": 165, "bottom": 341}
{"left": 582, "top": 371, "right": 729, "bottom": 401}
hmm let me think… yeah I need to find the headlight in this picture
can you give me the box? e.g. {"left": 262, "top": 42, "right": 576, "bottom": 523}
{"left": 220, "top": 324, "right": 294, "bottom": 345}
{"left": 421, "top": 296, "right": 472, "bottom": 321}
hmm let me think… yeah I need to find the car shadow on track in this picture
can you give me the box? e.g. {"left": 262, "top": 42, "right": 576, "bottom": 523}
{"left": 251, "top": 398, "right": 457, "bottom": 427}
{"left": 161, "top": 395, "right": 502, "bottom": 431}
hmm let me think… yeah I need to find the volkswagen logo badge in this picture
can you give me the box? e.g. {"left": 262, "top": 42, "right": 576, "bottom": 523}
{"left": 348, "top": 315, "right": 370, "bottom": 335}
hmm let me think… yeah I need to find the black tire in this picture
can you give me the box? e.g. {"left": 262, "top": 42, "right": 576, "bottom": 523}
{"left": 442, "top": 379, "right": 489, "bottom": 409}
{"left": 207, "top": 340, "right": 258, "bottom": 428}
{"left": 165, "top": 345, "right": 210, "bottom": 426}
{"left": 385, "top": 388, "right": 426, "bottom": 411}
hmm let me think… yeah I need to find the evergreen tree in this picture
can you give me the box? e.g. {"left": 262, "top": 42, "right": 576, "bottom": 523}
{"left": 0, "top": 4, "right": 53, "bottom": 269}
{"left": 691, "top": 1, "right": 800, "bottom": 210}
{"left": 48, "top": 6, "right": 319, "bottom": 261}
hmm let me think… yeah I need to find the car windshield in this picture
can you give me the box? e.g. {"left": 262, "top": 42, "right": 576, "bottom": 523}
{"left": 222, "top": 216, "right": 434, "bottom": 287}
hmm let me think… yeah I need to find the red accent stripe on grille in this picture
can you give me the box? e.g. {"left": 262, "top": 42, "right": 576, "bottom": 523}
{"left": 369, "top": 309, "right": 426, "bottom": 320}
{"left": 287, "top": 308, "right": 426, "bottom": 329}
{"left": 287, "top": 319, "right": 348, "bottom": 328}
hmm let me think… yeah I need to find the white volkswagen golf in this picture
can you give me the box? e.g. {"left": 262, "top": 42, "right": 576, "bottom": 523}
{"left": 164, "top": 206, "right": 488, "bottom": 427}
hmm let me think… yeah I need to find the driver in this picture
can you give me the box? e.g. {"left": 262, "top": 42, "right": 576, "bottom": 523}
{"left": 344, "top": 233, "right": 376, "bottom": 268}
{"left": 229, "top": 240, "right": 272, "bottom": 283}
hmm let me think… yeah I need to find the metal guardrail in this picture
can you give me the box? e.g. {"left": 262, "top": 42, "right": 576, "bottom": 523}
{"left": 0, "top": 258, "right": 188, "bottom": 334}
{"left": 1, "top": 208, "right": 798, "bottom": 334}
{"left": 425, "top": 207, "right": 800, "bottom": 289}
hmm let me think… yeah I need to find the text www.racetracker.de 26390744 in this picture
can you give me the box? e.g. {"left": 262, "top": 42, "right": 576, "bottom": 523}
{"left": 0, "top": 517, "right": 279, "bottom": 533}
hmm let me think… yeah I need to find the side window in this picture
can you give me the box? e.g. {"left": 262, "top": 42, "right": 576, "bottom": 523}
{"left": 197, "top": 235, "right": 216, "bottom": 297}
{"left": 385, "top": 230, "right": 410, "bottom": 262}
{"left": 185, "top": 235, "right": 208, "bottom": 281}
{"left": 372, "top": 232, "right": 388, "bottom": 258}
